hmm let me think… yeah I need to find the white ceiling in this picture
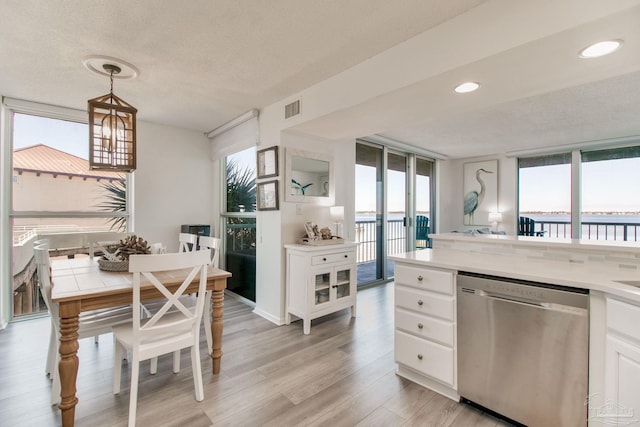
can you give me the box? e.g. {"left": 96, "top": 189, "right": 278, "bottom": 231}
{"left": 1, "top": 0, "right": 640, "bottom": 158}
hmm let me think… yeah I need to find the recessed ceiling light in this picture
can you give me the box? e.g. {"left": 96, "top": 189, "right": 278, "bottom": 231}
{"left": 579, "top": 40, "right": 623, "bottom": 59}
{"left": 454, "top": 82, "right": 480, "bottom": 94}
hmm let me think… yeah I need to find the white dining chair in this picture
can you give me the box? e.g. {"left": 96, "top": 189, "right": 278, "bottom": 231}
{"left": 178, "top": 232, "right": 198, "bottom": 253}
{"left": 112, "top": 250, "right": 211, "bottom": 427}
{"left": 34, "top": 241, "right": 133, "bottom": 405}
{"left": 197, "top": 235, "right": 220, "bottom": 351}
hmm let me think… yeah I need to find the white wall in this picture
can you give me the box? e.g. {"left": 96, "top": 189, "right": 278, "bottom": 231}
{"left": 131, "top": 121, "right": 213, "bottom": 249}
{"left": 437, "top": 154, "right": 518, "bottom": 234}
{"left": 255, "top": 98, "right": 356, "bottom": 323}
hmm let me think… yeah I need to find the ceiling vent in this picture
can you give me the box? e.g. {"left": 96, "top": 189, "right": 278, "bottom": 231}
{"left": 284, "top": 99, "right": 301, "bottom": 119}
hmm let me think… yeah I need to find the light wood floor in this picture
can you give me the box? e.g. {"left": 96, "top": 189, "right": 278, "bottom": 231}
{"left": 0, "top": 282, "right": 511, "bottom": 426}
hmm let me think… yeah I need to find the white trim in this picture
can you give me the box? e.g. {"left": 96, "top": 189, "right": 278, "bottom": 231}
{"left": 11, "top": 211, "right": 129, "bottom": 218}
{"left": 252, "top": 306, "right": 284, "bottom": 326}
{"left": 1, "top": 97, "right": 11, "bottom": 327}
{"left": 205, "top": 109, "right": 259, "bottom": 139}
{"left": 3, "top": 97, "right": 87, "bottom": 123}
{"left": 362, "top": 134, "right": 448, "bottom": 160}
{"left": 506, "top": 135, "right": 640, "bottom": 158}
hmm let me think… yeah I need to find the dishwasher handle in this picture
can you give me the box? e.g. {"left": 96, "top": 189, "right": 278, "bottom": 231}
{"left": 460, "top": 287, "right": 587, "bottom": 314}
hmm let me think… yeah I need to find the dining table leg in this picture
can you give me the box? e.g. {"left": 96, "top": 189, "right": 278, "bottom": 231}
{"left": 58, "top": 301, "right": 81, "bottom": 427}
{"left": 210, "top": 287, "right": 224, "bottom": 374}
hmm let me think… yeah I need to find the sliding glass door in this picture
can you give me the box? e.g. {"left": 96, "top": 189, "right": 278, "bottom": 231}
{"left": 356, "top": 141, "right": 435, "bottom": 286}
{"left": 355, "top": 143, "right": 384, "bottom": 285}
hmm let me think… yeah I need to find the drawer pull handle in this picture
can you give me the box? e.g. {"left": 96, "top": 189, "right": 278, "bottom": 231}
{"left": 417, "top": 275, "right": 423, "bottom": 281}
{"left": 417, "top": 354, "right": 423, "bottom": 360}
{"left": 323, "top": 257, "right": 327, "bottom": 261}
{"left": 417, "top": 300, "right": 424, "bottom": 306}
{"left": 418, "top": 323, "right": 423, "bottom": 329}
{"left": 344, "top": 254, "right": 348, "bottom": 258}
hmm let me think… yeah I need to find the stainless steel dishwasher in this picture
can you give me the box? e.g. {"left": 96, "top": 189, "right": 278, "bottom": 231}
{"left": 457, "top": 272, "right": 589, "bottom": 427}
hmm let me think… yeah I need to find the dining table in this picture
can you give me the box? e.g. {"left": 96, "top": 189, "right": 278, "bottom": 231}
{"left": 50, "top": 257, "right": 231, "bottom": 427}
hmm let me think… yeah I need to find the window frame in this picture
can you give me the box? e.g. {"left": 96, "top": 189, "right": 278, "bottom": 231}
{"left": 517, "top": 144, "right": 640, "bottom": 240}
{"left": 1, "top": 98, "right": 133, "bottom": 324}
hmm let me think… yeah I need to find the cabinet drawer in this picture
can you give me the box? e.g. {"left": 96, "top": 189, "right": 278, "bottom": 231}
{"left": 395, "top": 265, "right": 453, "bottom": 295}
{"left": 395, "top": 286, "right": 454, "bottom": 321}
{"left": 607, "top": 297, "right": 640, "bottom": 342}
{"left": 311, "top": 251, "right": 354, "bottom": 266}
{"left": 395, "top": 308, "right": 454, "bottom": 346}
{"left": 395, "top": 330, "right": 454, "bottom": 386}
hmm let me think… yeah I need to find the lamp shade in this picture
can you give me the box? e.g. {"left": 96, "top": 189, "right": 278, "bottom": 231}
{"left": 330, "top": 206, "right": 344, "bottom": 221}
{"left": 488, "top": 212, "right": 503, "bottom": 223}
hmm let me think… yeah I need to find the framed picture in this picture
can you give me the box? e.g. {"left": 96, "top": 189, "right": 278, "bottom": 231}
{"left": 257, "top": 146, "right": 279, "bottom": 179}
{"left": 257, "top": 180, "right": 279, "bottom": 211}
{"left": 463, "top": 160, "right": 498, "bottom": 226}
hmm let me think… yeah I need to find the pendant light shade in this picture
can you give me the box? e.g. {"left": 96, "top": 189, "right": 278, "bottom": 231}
{"left": 88, "top": 64, "right": 137, "bottom": 172}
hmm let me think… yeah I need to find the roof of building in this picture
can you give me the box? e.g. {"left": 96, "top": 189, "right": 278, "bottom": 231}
{"left": 13, "top": 144, "right": 124, "bottom": 180}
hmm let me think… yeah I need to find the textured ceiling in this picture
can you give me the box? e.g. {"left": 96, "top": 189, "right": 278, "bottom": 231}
{"left": 0, "top": 0, "right": 485, "bottom": 132}
{"left": 1, "top": 0, "right": 640, "bottom": 158}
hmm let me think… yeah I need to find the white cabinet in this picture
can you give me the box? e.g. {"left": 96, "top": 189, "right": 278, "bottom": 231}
{"left": 394, "top": 263, "right": 458, "bottom": 401}
{"left": 602, "top": 296, "right": 640, "bottom": 421}
{"left": 285, "top": 243, "right": 357, "bottom": 334}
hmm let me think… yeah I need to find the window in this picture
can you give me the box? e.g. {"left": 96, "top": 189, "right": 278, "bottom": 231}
{"left": 581, "top": 146, "right": 640, "bottom": 241}
{"left": 223, "top": 147, "right": 256, "bottom": 301}
{"left": 5, "top": 103, "right": 131, "bottom": 319}
{"left": 518, "top": 153, "right": 571, "bottom": 237}
{"left": 518, "top": 145, "right": 640, "bottom": 241}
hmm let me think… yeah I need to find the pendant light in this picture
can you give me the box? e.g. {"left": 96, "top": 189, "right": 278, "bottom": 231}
{"left": 88, "top": 64, "right": 137, "bottom": 172}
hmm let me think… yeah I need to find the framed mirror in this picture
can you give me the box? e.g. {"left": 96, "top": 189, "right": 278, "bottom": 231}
{"left": 285, "top": 149, "right": 334, "bottom": 204}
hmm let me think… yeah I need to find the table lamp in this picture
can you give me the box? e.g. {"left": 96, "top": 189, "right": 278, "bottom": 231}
{"left": 330, "top": 206, "right": 344, "bottom": 237}
{"left": 488, "top": 212, "right": 503, "bottom": 232}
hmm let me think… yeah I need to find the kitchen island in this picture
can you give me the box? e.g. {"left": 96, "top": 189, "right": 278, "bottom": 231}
{"left": 390, "top": 233, "right": 640, "bottom": 426}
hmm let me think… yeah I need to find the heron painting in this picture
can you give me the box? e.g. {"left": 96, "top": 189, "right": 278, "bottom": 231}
{"left": 463, "top": 160, "right": 498, "bottom": 225}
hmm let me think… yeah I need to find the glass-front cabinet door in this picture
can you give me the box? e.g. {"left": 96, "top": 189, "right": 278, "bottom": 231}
{"left": 313, "top": 270, "right": 331, "bottom": 308}
{"left": 335, "top": 268, "right": 352, "bottom": 300}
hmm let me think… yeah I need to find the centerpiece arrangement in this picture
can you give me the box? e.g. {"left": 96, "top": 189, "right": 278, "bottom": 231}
{"left": 300, "top": 221, "right": 344, "bottom": 245}
{"left": 98, "top": 235, "right": 151, "bottom": 271}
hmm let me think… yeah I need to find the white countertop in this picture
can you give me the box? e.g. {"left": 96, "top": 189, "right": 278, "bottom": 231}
{"left": 432, "top": 232, "right": 640, "bottom": 253}
{"left": 390, "top": 248, "right": 640, "bottom": 304}
{"left": 284, "top": 241, "right": 358, "bottom": 251}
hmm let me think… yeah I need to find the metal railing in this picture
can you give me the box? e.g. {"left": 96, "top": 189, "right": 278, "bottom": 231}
{"left": 356, "top": 219, "right": 640, "bottom": 264}
{"left": 537, "top": 220, "right": 640, "bottom": 241}
{"left": 355, "top": 219, "right": 406, "bottom": 263}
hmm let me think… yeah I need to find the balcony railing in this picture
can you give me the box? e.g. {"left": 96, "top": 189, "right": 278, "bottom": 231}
{"left": 536, "top": 220, "right": 640, "bottom": 241}
{"left": 356, "top": 219, "right": 406, "bottom": 263}
{"left": 355, "top": 219, "right": 640, "bottom": 265}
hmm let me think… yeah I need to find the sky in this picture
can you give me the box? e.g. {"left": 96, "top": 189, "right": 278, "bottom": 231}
{"left": 356, "top": 165, "right": 430, "bottom": 213}
{"left": 13, "top": 113, "right": 88, "bottom": 159}
{"left": 520, "top": 159, "right": 640, "bottom": 213}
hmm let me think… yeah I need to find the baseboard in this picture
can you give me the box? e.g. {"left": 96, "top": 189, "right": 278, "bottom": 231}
{"left": 224, "top": 290, "right": 256, "bottom": 308}
{"left": 396, "top": 364, "right": 460, "bottom": 402}
{"left": 252, "top": 307, "right": 284, "bottom": 326}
